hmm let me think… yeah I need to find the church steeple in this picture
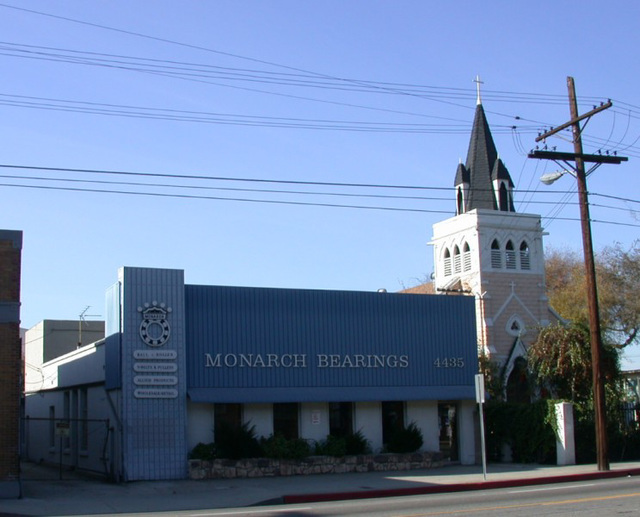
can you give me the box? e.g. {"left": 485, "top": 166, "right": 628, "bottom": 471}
{"left": 454, "top": 97, "right": 515, "bottom": 214}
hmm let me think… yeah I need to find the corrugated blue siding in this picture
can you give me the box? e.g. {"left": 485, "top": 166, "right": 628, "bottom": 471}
{"left": 185, "top": 285, "right": 477, "bottom": 402}
{"left": 120, "top": 267, "right": 188, "bottom": 481}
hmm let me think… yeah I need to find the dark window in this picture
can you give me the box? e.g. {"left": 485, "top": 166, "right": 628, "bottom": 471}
{"left": 274, "top": 403, "right": 299, "bottom": 439}
{"left": 520, "top": 241, "right": 531, "bottom": 270}
{"left": 506, "top": 240, "right": 516, "bottom": 269}
{"left": 453, "top": 245, "right": 461, "bottom": 273}
{"left": 462, "top": 242, "right": 471, "bottom": 272}
{"left": 491, "top": 239, "right": 501, "bottom": 269}
{"left": 381, "top": 401, "right": 405, "bottom": 445}
{"left": 329, "top": 402, "right": 353, "bottom": 437}
{"left": 499, "top": 182, "right": 510, "bottom": 211}
{"left": 443, "top": 248, "right": 452, "bottom": 276}
{"left": 457, "top": 187, "right": 464, "bottom": 215}
{"left": 214, "top": 403, "right": 242, "bottom": 439}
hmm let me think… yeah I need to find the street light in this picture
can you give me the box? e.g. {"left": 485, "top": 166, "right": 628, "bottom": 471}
{"left": 539, "top": 170, "right": 569, "bottom": 185}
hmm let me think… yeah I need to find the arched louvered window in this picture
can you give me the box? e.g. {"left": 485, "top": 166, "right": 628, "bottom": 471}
{"left": 462, "top": 242, "right": 471, "bottom": 272}
{"left": 453, "top": 245, "right": 461, "bottom": 274}
{"left": 443, "top": 248, "right": 452, "bottom": 276}
{"left": 520, "top": 241, "right": 531, "bottom": 270}
{"left": 491, "top": 239, "right": 501, "bottom": 269}
{"left": 506, "top": 240, "right": 516, "bottom": 269}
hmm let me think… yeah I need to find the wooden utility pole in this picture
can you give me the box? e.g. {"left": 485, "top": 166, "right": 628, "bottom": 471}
{"left": 529, "top": 76, "right": 628, "bottom": 472}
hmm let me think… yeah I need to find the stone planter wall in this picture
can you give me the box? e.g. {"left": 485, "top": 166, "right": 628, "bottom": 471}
{"left": 188, "top": 451, "right": 444, "bottom": 479}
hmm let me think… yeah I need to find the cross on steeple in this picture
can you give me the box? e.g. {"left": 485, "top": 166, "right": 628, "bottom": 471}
{"left": 473, "top": 75, "right": 484, "bottom": 105}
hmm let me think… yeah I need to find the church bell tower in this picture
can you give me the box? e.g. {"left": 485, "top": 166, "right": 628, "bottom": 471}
{"left": 430, "top": 88, "right": 554, "bottom": 399}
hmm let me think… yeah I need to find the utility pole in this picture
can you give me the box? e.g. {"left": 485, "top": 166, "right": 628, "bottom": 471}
{"left": 529, "top": 76, "right": 628, "bottom": 472}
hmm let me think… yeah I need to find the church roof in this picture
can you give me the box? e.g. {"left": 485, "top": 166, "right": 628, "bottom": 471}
{"left": 491, "top": 157, "right": 514, "bottom": 186}
{"left": 453, "top": 162, "right": 469, "bottom": 186}
{"left": 457, "top": 103, "right": 515, "bottom": 212}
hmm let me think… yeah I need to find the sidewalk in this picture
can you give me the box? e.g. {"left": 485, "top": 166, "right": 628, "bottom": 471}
{"left": 2, "top": 461, "right": 640, "bottom": 516}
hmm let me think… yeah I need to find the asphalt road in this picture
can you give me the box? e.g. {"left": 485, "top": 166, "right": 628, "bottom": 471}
{"left": 116, "top": 476, "right": 640, "bottom": 517}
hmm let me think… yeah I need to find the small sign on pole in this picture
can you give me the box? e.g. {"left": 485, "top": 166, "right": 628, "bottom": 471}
{"left": 55, "top": 421, "right": 70, "bottom": 437}
{"left": 475, "top": 373, "right": 487, "bottom": 480}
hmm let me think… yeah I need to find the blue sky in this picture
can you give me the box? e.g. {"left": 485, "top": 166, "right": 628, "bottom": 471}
{"left": 2, "top": 1, "right": 639, "bottom": 367}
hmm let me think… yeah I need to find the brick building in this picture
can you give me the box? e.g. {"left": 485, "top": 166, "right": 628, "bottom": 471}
{"left": 0, "top": 230, "right": 22, "bottom": 499}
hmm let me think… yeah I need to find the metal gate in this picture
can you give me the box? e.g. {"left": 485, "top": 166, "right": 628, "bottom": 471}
{"left": 22, "top": 416, "right": 114, "bottom": 480}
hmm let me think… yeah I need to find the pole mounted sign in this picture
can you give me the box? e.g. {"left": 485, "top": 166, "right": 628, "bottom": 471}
{"left": 475, "top": 373, "right": 487, "bottom": 480}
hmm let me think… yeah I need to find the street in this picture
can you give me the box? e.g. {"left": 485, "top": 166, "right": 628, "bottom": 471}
{"left": 146, "top": 477, "right": 640, "bottom": 517}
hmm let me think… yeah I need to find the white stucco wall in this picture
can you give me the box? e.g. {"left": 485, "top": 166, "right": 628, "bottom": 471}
{"left": 186, "top": 401, "right": 214, "bottom": 449}
{"left": 300, "top": 402, "right": 330, "bottom": 443}
{"left": 406, "top": 401, "right": 439, "bottom": 452}
{"left": 355, "top": 401, "right": 382, "bottom": 452}
{"left": 458, "top": 400, "right": 477, "bottom": 465}
{"left": 244, "top": 403, "right": 273, "bottom": 439}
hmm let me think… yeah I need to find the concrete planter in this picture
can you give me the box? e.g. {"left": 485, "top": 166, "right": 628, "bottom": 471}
{"left": 188, "top": 452, "right": 444, "bottom": 479}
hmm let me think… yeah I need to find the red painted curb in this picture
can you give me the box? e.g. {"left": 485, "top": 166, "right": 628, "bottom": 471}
{"left": 281, "top": 468, "right": 640, "bottom": 504}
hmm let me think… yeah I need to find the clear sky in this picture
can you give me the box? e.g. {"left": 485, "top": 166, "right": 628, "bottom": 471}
{"left": 2, "top": 1, "right": 639, "bottom": 367}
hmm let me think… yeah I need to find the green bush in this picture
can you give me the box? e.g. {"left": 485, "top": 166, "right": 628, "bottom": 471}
{"left": 315, "top": 435, "right": 347, "bottom": 457}
{"left": 261, "top": 434, "right": 311, "bottom": 460}
{"left": 215, "top": 421, "right": 263, "bottom": 460}
{"left": 386, "top": 422, "right": 423, "bottom": 453}
{"left": 484, "top": 400, "right": 556, "bottom": 463}
{"left": 344, "top": 429, "right": 372, "bottom": 455}
{"left": 189, "top": 442, "right": 216, "bottom": 461}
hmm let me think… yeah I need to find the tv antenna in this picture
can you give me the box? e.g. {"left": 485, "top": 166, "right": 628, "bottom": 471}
{"left": 78, "top": 306, "right": 101, "bottom": 347}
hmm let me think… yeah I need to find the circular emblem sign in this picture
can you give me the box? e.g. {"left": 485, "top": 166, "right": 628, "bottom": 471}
{"left": 138, "top": 301, "right": 172, "bottom": 347}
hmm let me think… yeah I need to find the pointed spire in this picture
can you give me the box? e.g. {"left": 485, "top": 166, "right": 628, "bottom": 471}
{"left": 453, "top": 87, "right": 517, "bottom": 214}
{"left": 463, "top": 103, "right": 499, "bottom": 210}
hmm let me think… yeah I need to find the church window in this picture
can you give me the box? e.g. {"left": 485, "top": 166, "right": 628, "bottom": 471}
{"left": 453, "top": 245, "right": 461, "bottom": 274}
{"left": 499, "top": 182, "right": 510, "bottom": 211}
{"left": 491, "top": 240, "right": 501, "bottom": 269}
{"left": 457, "top": 187, "right": 464, "bottom": 215}
{"left": 462, "top": 242, "right": 471, "bottom": 272}
{"left": 506, "top": 315, "right": 525, "bottom": 337}
{"left": 520, "top": 241, "right": 531, "bottom": 270}
{"left": 443, "top": 248, "right": 452, "bottom": 276}
{"left": 506, "top": 240, "right": 516, "bottom": 269}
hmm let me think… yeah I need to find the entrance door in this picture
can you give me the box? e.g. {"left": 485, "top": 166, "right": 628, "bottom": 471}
{"left": 438, "top": 403, "right": 458, "bottom": 461}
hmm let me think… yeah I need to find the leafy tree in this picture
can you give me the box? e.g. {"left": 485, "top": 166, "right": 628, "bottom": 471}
{"left": 545, "top": 241, "right": 640, "bottom": 348}
{"left": 528, "top": 322, "right": 621, "bottom": 405}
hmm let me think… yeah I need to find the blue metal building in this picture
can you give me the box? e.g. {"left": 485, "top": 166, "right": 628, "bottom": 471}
{"left": 99, "top": 266, "right": 479, "bottom": 480}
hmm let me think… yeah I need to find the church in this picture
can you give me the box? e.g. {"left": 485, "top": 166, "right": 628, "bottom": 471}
{"left": 426, "top": 92, "right": 558, "bottom": 402}
{"left": 21, "top": 93, "right": 556, "bottom": 481}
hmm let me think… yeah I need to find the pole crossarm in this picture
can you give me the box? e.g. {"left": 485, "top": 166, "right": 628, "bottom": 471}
{"left": 535, "top": 101, "right": 612, "bottom": 142}
{"left": 528, "top": 150, "right": 628, "bottom": 164}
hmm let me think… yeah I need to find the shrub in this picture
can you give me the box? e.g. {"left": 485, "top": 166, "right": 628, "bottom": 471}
{"left": 344, "top": 429, "right": 371, "bottom": 455}
{"left": 215, "top": 421, "right": 263, "bottom": 460}
{"left": 386, "top": 422, "right": 423, "bottom": 453}
{"left": 261, "top": 434, "right": 311, "bottom": 460}
{"left": 189, "top": 442, "right": 216, "bottom": 461}
{"left": 484, "top": 400, "right": 556, "bottom": 463}
{"left": 315, "top": 435, "right": 347, "bottom": 457}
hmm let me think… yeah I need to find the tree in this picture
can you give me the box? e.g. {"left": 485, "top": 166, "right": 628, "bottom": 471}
{"left": 545, "top": 241, "right": 640, "bottom": 348}
{"left": 528, "top": 322, "right": 620, "bottom": 404}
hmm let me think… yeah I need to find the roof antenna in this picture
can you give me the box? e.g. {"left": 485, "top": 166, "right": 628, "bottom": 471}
{"left": 473, "top": 75, "right": 484, "bottom": 105}
{"left": 78, "top": 306, "right": 101, "bottom": 348}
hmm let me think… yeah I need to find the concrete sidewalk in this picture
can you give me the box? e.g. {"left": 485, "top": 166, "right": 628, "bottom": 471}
{"left": 2, "top": 461, "right": 640, "bottom": 516}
